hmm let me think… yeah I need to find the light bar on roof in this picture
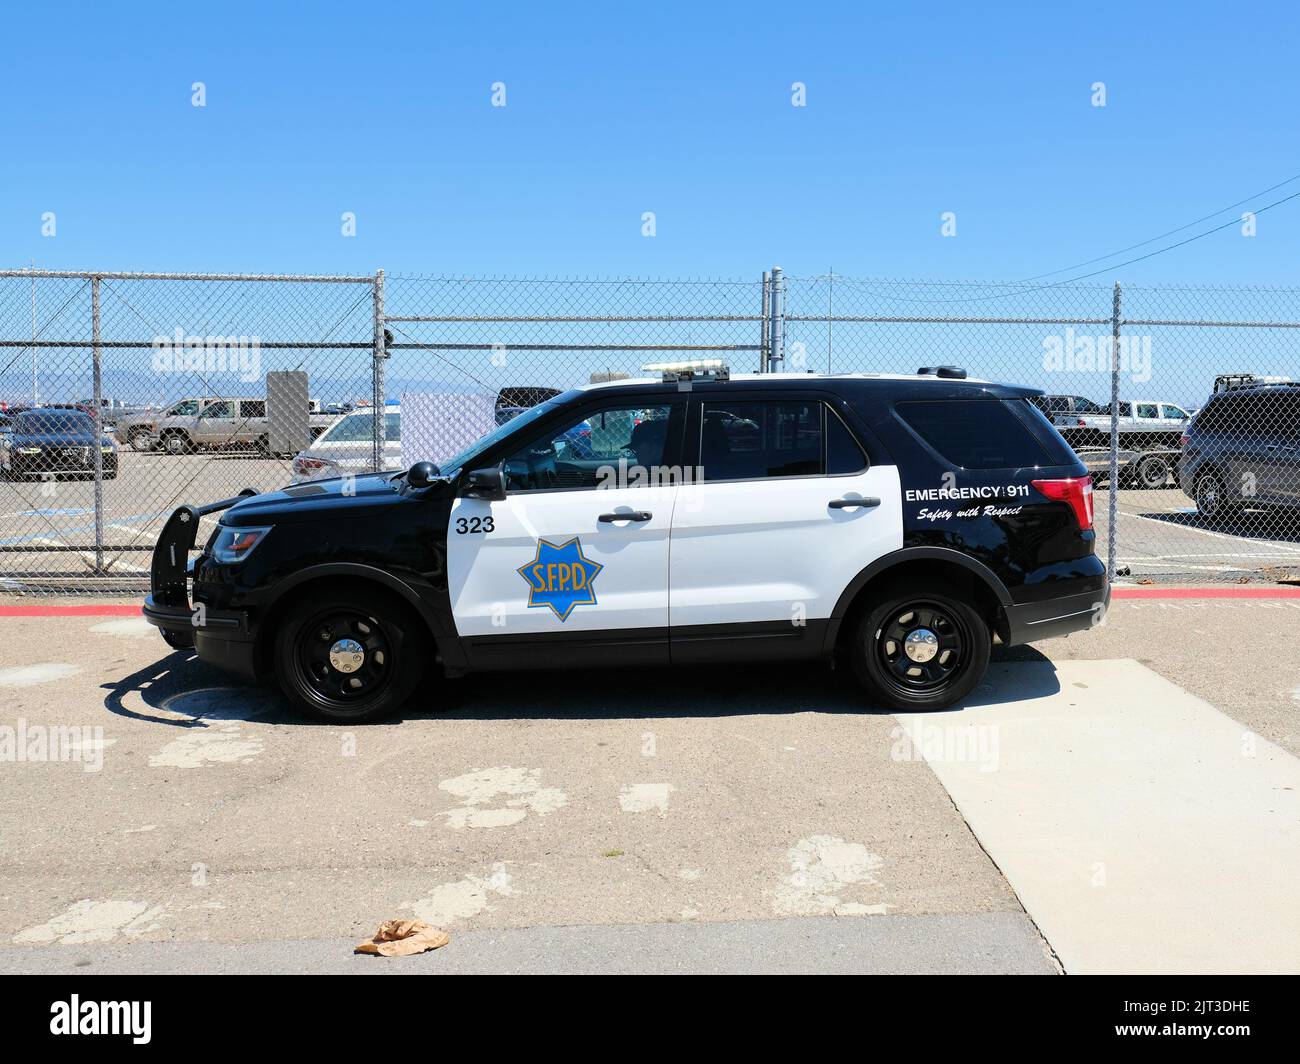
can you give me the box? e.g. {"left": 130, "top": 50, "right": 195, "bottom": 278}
{"left": 641, "top": 359, "right": 730, "bottom": 383}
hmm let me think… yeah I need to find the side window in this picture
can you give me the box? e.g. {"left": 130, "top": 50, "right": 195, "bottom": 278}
{"left": 503, "top": 403, "right": 672, "bottom": 492}
{"left": 1161, "top": 404, "right": 1189, "bottom": 420}
{"left": 200, "top": 401, "right": 234, "bottom": 419}
{"left": 700, "top": 399, "right": 823, "bottom": 481}
{"left": 1134, "top": 402, "right": 1159, "bottom": 419}
{"left": 895, "top": 399, "right": 1051, "bottom": 469}
{"left": 241, "top": 400, "right": 266, "bottom": 419}
{"left": 826, "top": 409, "right": 867, "bottom": 474}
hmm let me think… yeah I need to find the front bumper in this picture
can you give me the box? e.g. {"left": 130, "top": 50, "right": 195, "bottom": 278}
{"left": 9, "top": 450, "right": 117, "bottom": 475}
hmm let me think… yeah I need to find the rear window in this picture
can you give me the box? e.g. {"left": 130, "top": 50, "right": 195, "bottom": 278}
{"left": 895, "top": 399, "right": 1051, "bottom": 468}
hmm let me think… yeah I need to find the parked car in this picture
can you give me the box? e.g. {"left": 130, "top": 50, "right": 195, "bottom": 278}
{"left": 74, "top": 397, "right": 152, "bottom": 428}
{"left": 1028, "top": 394, "right": 1109, "bottom": 428}
{"left": 1179, "top": 383, "right": 1300, "bottom": 518}
{"left": 156, "top": 397, "right": 335, "bottom": 456}
{"left": 144, "top": 364, "right": 1107, "bottom": 722}
{"left": 290, "top": 407, "right": 402, "bottom": 483}
{"left": 1061, "top": 400, "right": 1192, "bottom": 450}
{"left": 114, "top": 397, "right": 223, "bottom": 451}
{"left": 0, "top": 409, "right": 118, "bottom": 480}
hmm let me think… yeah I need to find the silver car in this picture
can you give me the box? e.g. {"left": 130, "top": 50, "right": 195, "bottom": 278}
{"left": 289, "top": 407, "right": 401, "bottom": 483}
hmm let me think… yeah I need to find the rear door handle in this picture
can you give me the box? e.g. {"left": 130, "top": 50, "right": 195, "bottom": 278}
{"left": 829, "top": 497, "right": 880, "bottom": 510}
{"left": 599, "top": 511, "right": 652, "bottom": 522}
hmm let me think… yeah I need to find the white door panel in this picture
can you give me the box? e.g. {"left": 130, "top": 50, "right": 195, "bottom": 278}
{"left": 669, "top": 465, "right": 903, "bottom": 627}
{"left": 448, "top": 486, "right": 675, "bottom": 638}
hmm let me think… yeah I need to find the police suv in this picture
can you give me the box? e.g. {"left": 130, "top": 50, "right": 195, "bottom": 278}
{"left": 144, "top": 363, "right": 1108, "bottom": 722}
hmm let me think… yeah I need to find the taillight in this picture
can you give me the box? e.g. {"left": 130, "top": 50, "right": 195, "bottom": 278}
{"left": 1076, "top": 418, "right": 1086, "bottom": 426}
{"left": 292, "top": 455, "right": 329, "bottom": 475}
{"left": 1032, "top": 475, "right": 1094, "bottom": 531}
{"left": 1180, "top": 433, "right": 1190, "bottom": 448}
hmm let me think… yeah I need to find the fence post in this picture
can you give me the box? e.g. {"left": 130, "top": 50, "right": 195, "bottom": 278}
{"left": 372, "top": 269, "right": 386, "bottom": 473}
{"left": 768, "top": 265, "right": 784, "bottom": 370}
{"left": 1108, "top": 282, "right": 1122, "bottom": 582}
{"left": 760, "top": 271, "right": 770, "bottom": 373}
{"left": 91, "top": 275, "right": 104, "bottom": 576}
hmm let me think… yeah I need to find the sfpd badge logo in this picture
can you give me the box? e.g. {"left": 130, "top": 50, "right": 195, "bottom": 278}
{"left": 517, "top": 537, "right": 604, "bottom": 622}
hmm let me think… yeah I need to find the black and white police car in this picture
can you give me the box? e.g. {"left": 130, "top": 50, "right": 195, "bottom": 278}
{"left": 144, "top": 362, "right": 1108, "bottom": 722}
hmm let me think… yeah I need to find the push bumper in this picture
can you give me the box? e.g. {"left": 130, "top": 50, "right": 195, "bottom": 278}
{"left": 1002, "top": 584, "right": 1111, "bottom": 645}
{"left": 143, "top": 493, "right": 260, "bottom": 680}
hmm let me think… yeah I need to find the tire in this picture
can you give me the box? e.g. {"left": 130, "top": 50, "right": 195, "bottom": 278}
{"left": 163, "top": 433, "right": 192, "bottom": 456}
{"left": 1194, "top": 470, "right": 1240, "bottom": 521}
{"left": 129, "top": 431, "right": 155, "bottom": 452}
{"left": 1136, "top": 454, "right": 1169, "bottom": 490}
{"left": 849, "top": 582, "right": 991, "bottom": 711}
{"left": 274, "top": 586, "right": 428, "bottom": 723}
{"left": 255, "top": 435, "right": 271, "bottom": 457}
{"left": 161, "top": 628, "right": 194, "bottom": 650}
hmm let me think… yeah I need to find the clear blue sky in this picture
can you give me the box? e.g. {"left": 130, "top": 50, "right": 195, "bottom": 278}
{"left": 4, "top": 0, "right": 1299, "bottom": 285}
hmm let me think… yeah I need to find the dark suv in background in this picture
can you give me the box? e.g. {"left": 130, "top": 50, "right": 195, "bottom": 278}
{"left": 1179, "top": 383, "right": 1300, "bottom": 519}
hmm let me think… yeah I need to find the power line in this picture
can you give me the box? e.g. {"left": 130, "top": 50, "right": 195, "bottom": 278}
{"left": 1021, "top": 170, "right": 1300, "bottom": 281}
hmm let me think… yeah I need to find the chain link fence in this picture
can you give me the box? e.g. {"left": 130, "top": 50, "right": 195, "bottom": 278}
{"left": 2, "top": 266, "right": 1298, "bottom": 593}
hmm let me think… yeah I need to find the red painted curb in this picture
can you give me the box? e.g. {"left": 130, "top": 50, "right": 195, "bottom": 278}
{"left": 1112, "top": 586, "right": 1300, "bottom": 599}
{"left": 0, "top": 604, "right": 142, "bottom": 617}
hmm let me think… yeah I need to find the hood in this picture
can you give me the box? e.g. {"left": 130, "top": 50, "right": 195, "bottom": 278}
{"left": 221, "top": 471, "right": 434, "bottom": 526}
{"left": 12, "top": 431, "right": 107, "bottom": 446}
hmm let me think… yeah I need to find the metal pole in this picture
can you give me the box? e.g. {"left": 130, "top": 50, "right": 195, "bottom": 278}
{"left": 30, "top": 260, "right": 37, "bottom": 405}
{"left": 1108, "top": 282, "right": 1122, "bottom": 583}
{"left": 826, "top": 267, "right": 833, "bottom": 373}
{"left": 91, "top": 275, "right": 104, "bottom": 575}
{"left": 372, "top": 269, "right": 386, "bottom": 473}
{"left": 768, "top": 265, "right": 784, "bottom": 370}
{"left": 760, "top": 272, "right": 770, "bottom": 373}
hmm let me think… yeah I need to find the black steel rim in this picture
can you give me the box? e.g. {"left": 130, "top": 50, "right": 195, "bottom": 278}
{"left": 875, "top": 601, "right": 966, "bottom": 691}
{"left": 294, "top": 608, "right": 393, "bottom": 707}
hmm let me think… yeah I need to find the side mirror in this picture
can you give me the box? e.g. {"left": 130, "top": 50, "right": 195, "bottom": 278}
{"left": 407, "top": 461, "right": 440, "bottom": 488}
{"left": 464, "top": 466, "right": 507, "bottom": 501}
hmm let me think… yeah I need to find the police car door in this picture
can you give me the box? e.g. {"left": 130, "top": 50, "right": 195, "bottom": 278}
{"left": 447, "top": 396, "right": 683, "bottom": 665}
{"left": 669, "top": 395, "right": 903, "bottom": 658}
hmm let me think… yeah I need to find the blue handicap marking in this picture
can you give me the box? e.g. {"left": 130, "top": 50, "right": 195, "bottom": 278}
{"left": 517, "top": 537, "right": 604, "bottom": 622}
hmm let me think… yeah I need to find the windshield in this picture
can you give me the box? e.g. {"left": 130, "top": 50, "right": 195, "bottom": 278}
{"left": 438, "top": 390, "right": 579, "bottom": 474}
{"left": 15, "top": 411, "right": 94, "bottom": 434}
{"left": 322, "top": 411, "right": 400, "bottom": 443}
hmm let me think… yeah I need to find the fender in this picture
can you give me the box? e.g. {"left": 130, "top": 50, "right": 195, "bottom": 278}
{"left": 821, "top": 546, "right": 1013, "bottom": 655}
{"left": 252, "top": 561, "right": 468, "bottom": 675}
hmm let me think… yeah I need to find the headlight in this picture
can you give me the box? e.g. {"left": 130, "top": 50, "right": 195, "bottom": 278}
{"left": 210, "top": 525, "right": 271, "bottom": 564}
{"left": 101, "top": 445, "right": 113, "bottom": 452}
{"left": 17, "top": 447, "right": 41, "bottom": 454}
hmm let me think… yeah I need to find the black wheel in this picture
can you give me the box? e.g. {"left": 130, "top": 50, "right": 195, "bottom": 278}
{"left": 163, "top": 433, "right": 192, "bottom": 455}
{"left": 275, "top": 587, "right": 427, "bottom": 722}
{"left": 161, "top": 628, "right": 194, "bottom": 650}
{"left": 129, "top": 431, "right": 155, "bottom": 452}
{"left": 850, "top": 584, "right": 991, "bottom": 711}
{"left": 1136, "top": 454, "right": 1169, "bottom": 490}
{"left": 1194, "top": 470, "right": 1240, "bottom": 521}
{"left": 255, "top": 435, "right": 271, "bottom": 457}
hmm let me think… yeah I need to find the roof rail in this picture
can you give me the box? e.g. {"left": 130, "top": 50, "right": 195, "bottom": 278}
{"left": 917, "top": 365, "right": 968, "bottom": 380}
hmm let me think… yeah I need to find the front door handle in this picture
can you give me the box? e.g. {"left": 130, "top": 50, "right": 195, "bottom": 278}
{"left": 829, "top": 497, "right": 880, "bottom": 510}
{"left": 599, "top": 511, "right": 652, "bottom": 523}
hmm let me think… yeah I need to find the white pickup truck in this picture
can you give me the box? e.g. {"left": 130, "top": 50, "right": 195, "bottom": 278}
{"left": 1060, "top": 400, "right": 1193, "bottom": 451}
